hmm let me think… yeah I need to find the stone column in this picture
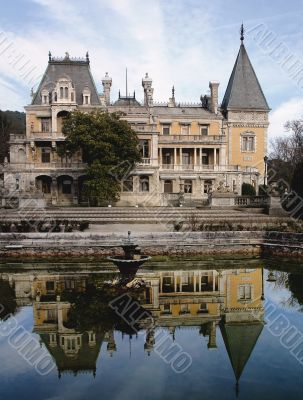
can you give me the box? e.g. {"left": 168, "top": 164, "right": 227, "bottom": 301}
{"left": 159, "top": 148, "right": 162, "bottom": 167}
{"left": 194, "top": 148, "right": 197, "bottom": 166}
{"left": 51, "top": 177, "right": 58, "bottom": 205}
{"left": 151, "top": 280, "right": 159, "bottom": 308}
{"left": 219, "top": 146, "right": 226, "bottom": 166}
{"left": 213, "top": 148, "right": 217, "bottom": 166}
{"left": 73, "top": 177, "right": 78, "bottom": 205}
{"left": 174, "top": 148, "right": 177, "bottom": 167}
{"left": 180, "top": 148, "right": 183, "bottom": 168}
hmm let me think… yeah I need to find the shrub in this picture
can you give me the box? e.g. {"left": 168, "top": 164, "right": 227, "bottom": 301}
{"left": 242, "top": 183, "right": 256, "bottom": 196}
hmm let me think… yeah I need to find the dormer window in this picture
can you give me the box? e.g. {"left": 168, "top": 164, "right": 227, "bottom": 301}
{"left": 54, "top": 77, "right": 76, "bottom": 104}
{"left": 82, "top": 86, "right": 91, "bottom": 105}
{"left": 41, "top": 88, "right": 49, "bottom": 105}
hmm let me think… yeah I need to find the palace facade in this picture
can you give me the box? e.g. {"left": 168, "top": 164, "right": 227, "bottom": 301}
{"left": 1, "top": 32, "right": 270, "bottom": 207}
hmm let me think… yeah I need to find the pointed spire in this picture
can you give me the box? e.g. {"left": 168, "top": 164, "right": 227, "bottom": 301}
{"left": 240, "top": 23, "right": 244, "bottom": 43}
{"left": 48, "top": 51, "right": 52, "bottom": 62}
{"left": 86, "top": 51, "right": 90, "bottom": 63}
{"left": 221, "top": 34, "right": 270, "bottom": 111}
{"left": 172, "top": 85, "right": 175, "bottom": 99}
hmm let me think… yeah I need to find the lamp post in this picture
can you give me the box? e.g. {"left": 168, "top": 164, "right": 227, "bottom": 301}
{"left": 263, "top": 155, "right": 268, "bottom": 186}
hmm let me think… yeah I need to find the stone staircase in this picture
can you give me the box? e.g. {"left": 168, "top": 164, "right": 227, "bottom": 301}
{"left": 0, "top": 206, "right": 295, "bottom": 227}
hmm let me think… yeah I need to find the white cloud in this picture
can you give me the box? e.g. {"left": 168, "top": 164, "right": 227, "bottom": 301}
{"left": 268, "top": 97, "right": 303, "bottom": 140}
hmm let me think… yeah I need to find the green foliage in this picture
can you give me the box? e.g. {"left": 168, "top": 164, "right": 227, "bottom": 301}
{"left": 258, "top": 184, "right": 269, "bottom": 196}
{"left": 0, "top": 110, "right": 25, "bottom": 163}
{"left": 241, "top": 183, "right": 256, "bottom": 196}
{"left": 59, "top": 111, "right": 141, "bottom": 205}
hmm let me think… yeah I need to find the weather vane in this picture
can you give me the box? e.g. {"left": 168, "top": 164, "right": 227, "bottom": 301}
{"left": 240, "top": 23, "right": 244, "bottom": 43}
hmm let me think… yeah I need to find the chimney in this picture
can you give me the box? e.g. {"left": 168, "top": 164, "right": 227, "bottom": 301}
{"left": 102, "top": 72, "right": 112, "bottom": 106}
{"left": 142, "top": 73, "right": 153, "bottom": 107}
{"left": 209, "top": 81, "right": 219, "bottom": 114}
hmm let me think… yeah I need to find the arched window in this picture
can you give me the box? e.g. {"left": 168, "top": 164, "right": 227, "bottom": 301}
{"left": 62, "top": 179, "right": 72, "bottom": 194}
{"left": 140, "top": 176, "right": 149, "bottom": 192}
{"left": 60, "top": 87, "right": 63, "bottom": 99}
{"left": 17, "top": 148, "right": 26, "bottom": 163}
{"left": 64, "top": 87, "right": 68, "bottom": 98}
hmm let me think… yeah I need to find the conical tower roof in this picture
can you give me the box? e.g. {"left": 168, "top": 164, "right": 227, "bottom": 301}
{"left": 220, "top": 322, "right": 264, "bottom": 382}
{"left": 221, "top": 42, "right": 270, "bottom": 111}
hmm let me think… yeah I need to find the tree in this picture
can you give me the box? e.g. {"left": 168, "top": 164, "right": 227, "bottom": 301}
{"left": 0, "top": 110, "right": 26, "bottom": 163}
{"left": 60, "top": 111, "right": 142, "bottom": 205}
{"left": 242, "top": 183, "right": 256, "bottom": 196}
{"left": 270, "top": 118, "right": 303, "bottom": 189}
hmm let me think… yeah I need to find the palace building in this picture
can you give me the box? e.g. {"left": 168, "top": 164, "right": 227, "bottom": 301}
{"left": 1, "top": 29, "right": 270, "bottom": 207}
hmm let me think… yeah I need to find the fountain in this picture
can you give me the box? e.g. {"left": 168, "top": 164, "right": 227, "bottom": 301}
{"left": 107, "top": 231, "right": 151, "bottom": 276}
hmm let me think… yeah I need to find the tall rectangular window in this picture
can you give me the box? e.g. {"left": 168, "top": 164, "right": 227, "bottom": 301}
{"left": 122, "top": 176, "right": 133, "bottom": 192}
{"left": 41, "top": 118, "right": 50, "bottom": 133}
{"left": 242, "top": 135, "right": 255, "bottom": 152}
{"left": 41, "top": 147, "right": 51, "bottom": 163}
{"left": 238, "top": 285, "right": 252, "bottom": 300}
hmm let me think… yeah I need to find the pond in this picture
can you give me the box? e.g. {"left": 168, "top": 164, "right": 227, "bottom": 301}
{"left": 0, "top": 257, "right": 303, "bottom": 400}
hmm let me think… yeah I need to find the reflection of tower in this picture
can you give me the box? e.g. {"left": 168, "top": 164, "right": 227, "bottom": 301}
{"left": 220, "top": 267, "right": 264, "bottom": 389}
{"left": 144, "top": 328, "right": 155, "bottom": 355}
{"left": 106, "top": 330, "right": 117, "bottom": 357}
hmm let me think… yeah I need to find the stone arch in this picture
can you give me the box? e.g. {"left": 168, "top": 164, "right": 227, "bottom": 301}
{"left": 17, "top": 148, "right": 26, "bottom": 163}
{"left": 57, "top": 110, "right": 70, "bottom": 133}
{"left": 57, "top": 175, "right": 74, "bottom": 205}
{"left": 35, "top": 175, "right": 52, "bottom": 196}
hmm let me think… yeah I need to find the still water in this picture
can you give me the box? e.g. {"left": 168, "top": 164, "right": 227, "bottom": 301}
{"left": 0, "top": 257, "right": 303, "bottom": 400}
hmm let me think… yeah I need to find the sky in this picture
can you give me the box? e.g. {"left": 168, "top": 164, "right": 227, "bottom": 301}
{"left": 1, "top": 0, "right": 303, "bottom": 142}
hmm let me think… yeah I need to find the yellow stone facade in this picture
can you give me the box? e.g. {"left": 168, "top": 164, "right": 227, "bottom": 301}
{"left": 3, "top": 38, "right": 269, "bottom": 207}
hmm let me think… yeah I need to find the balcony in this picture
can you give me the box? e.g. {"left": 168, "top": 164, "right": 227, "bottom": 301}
{"left": 160, "top": 164, "right": 259, "bottom": 172}
{"left": 7, "top": 162, "right": 86, "bottom": 171}
{"left": 137, "top": 158, "right": 151, "bottom": 166}
{"left": 158, "top": 135, "right": 227, "bottom": 144}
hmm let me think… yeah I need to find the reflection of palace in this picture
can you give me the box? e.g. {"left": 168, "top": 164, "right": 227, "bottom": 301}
{"left": 1, "top": 267, "right": 264, "bottom": 383}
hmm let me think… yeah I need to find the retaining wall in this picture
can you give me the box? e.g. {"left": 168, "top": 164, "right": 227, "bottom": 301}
{"left": 0, "top": 231, "right": 302, "bottom": 259}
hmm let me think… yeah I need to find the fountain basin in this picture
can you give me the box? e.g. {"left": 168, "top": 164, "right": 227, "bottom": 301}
{"left": 107, "top": 255, "right": 151, "bottom": 270}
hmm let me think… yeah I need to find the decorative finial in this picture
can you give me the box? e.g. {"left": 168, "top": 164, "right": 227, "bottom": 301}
{"left": 172, "top": 85, "right": 175, "bottom": 98}
{"left": 30, "top": 87, "right": 34, "bottom": 97}
{"left": 64, "top": 51, "right": 70, "bottom": 60}
{"left": 86, "top": 51, "right": 89, "bottom": 62}
{"left": 48, "top": 51, "right": 52, "bottom": 61}
{"left": 240, "top": 23, "right": 244, "bottom": 43}
{"left": 145, "top": 72, "right": 148, "bottom": 78}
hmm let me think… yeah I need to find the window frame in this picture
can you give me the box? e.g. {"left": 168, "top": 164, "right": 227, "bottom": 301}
{"left": 241, "top": 132, "right": 256, "bottom": 152}
{"left": 162, "top": 124, "right": 171, "bottom": 135}
{"left": 41, "top": 147, "right": 51, "bottom": 163}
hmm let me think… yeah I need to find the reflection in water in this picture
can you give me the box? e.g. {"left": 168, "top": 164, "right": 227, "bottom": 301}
{"left": 0, "top": 265, "right": 266, "bottom": 388}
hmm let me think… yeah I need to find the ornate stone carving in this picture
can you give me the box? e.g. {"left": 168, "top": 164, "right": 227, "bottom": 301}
{"left": 229, "top": 111, "right": 268, "bottom": 123}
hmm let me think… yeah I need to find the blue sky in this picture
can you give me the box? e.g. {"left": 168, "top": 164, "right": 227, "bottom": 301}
{"left": 1, "top": 0, "right": 303, "bottom": 140}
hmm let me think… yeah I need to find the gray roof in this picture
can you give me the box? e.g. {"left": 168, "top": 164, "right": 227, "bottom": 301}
{"left": 221, "top": 44, "right": 270, "bottom": 111}
{"left": 32, "top": 59, "right": 101, "bottom": 106}
{"left": 220, "top": 321, "right": 264, "bottom": 381}
{"left": 153, "top": 106, "right": 223, "bottom": 119}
